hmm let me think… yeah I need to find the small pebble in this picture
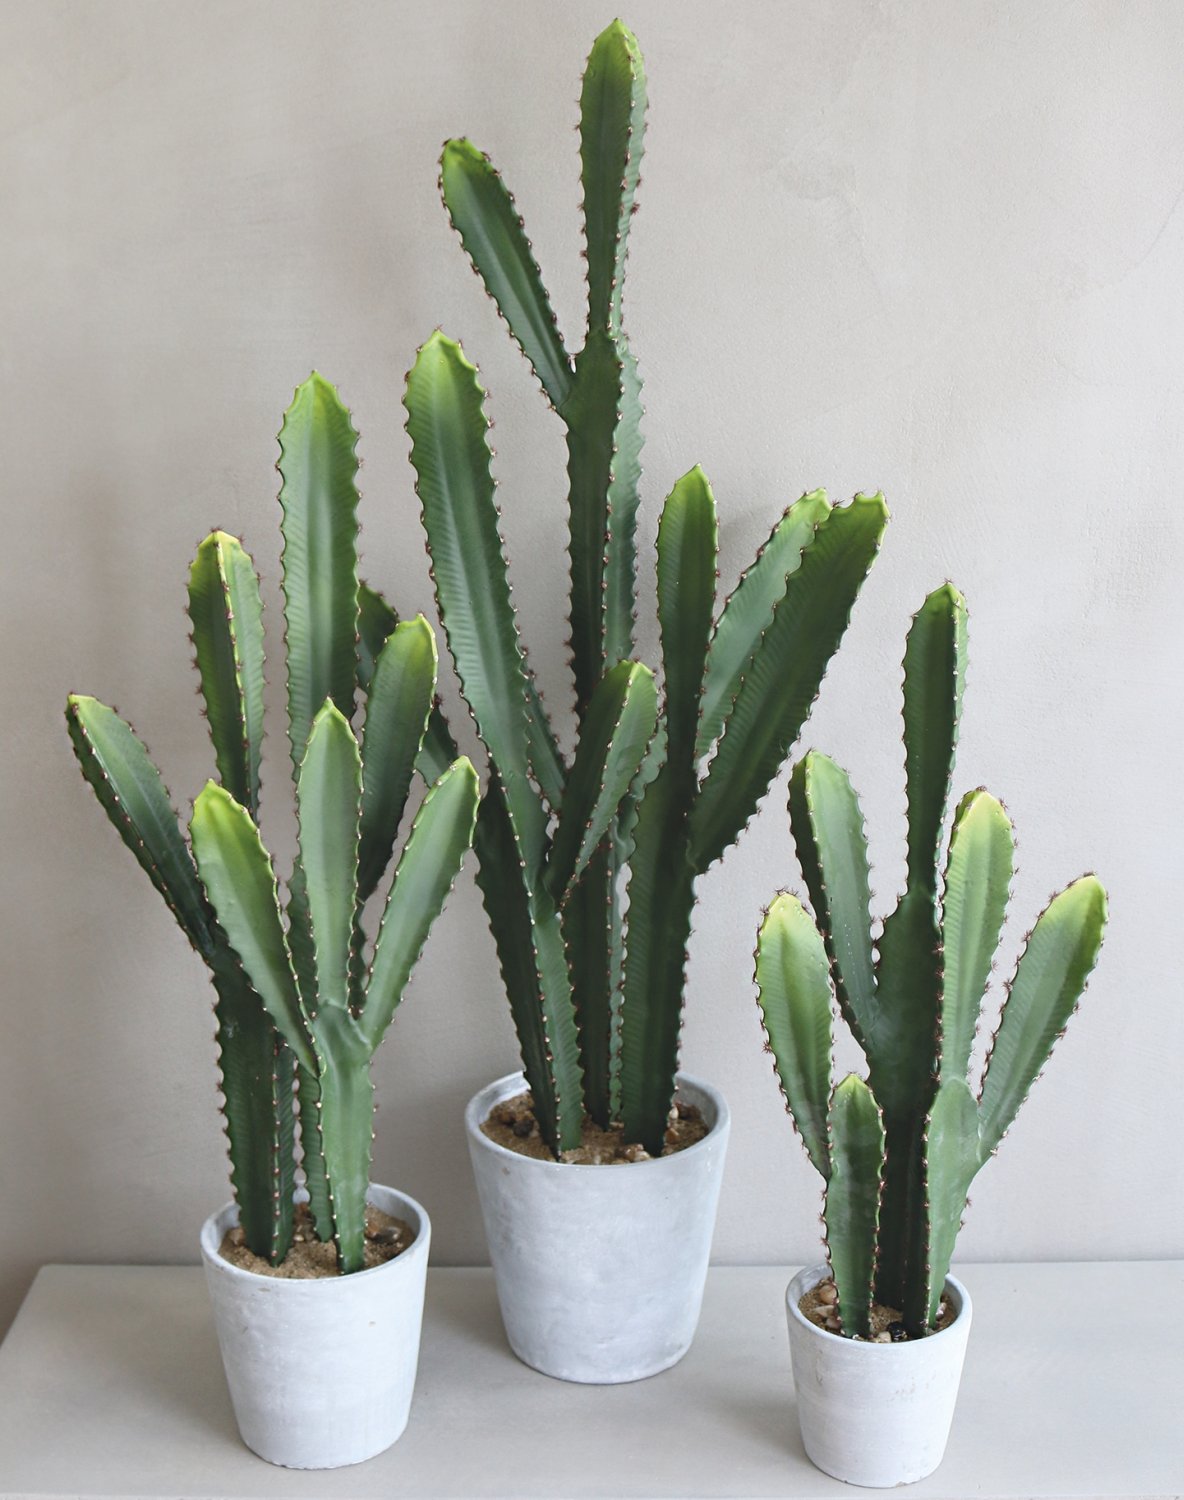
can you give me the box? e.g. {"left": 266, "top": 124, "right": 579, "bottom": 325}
{"left": 816, "top": 1282, "right": 838, "bottom": 1305}
{"left": 873, "top": 1331, "right": 892, "bottom": 1343}
{"left": 511, "top": 1118, "right": 533, "bottom": 1138}
{"left": 675, "top": 1100, "right": 695, "bottom": 1120}
{"left": 665, "top": 1125, "right": 679, "bottom": 1145}
{"left": 369, "top": 1226, "right": 402, "bottom": 1246}
{"left": 888, "top": 1321, "right": 908, "bottom": 1343}
{"left": 228, "top": 1228, "right": 245, "bottom": 1247}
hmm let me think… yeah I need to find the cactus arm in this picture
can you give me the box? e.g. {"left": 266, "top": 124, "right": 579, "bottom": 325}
{"left": 689, "top": 494, "right": 888, "bottom": 873}
{"left": 755, "top": 892, "right": 834, "bottom": 1179}
{"left": 617, "top": 762, "right": 697, "bottom": 1152}
{"left": 296, "top": 1064, "right": 332, "bottom": 1235}
{"left": 403, "top": 332, "right": 546, "bottom": 865}
{"left": 580, "top": 19, "right": 647, "bottom": 334}
{"left": 915, "top": 1078, "right": 981, "bottom": 1332}
{"left": 187, "top": 532, "right": 266, "bottom": 816}
{"left": 357, "top": 581, "right": 460, "bottom": 785}
{"left": 360, "top": 758, "right": 479, "bottom": 1052}
{"left": 619, "top": 470, "right": 716, "bottom": 1152}
{"left": 823, "top": 1075, "right": 885, "bottom": 1340}
{"left": 311, "top": 1013, "right": 374, "bottom": 1274}
{"left": 901, "top": 583, "right": 968, "bottom": 896}
{"left": 277, "top": 372, "right": 361, "bottom": 772}
{"left": 788, "top": 752, "right": 880, "bottom": 1057}
{"left": 940, "top": 789, "right": 1014, "bottom": 1083}
{"left": 357, "top": 617, "right": 436, "bottom": 905}
{"left": 656, "top": 467, "right": 718, "bottom": 762}
{"left": 523, "top": 667, "right": 568, "bottom": 813}
{"left": 978, "top": 875, "right": 1107, "bottom": 1159}
{"left": 439, "top": 138, "right": 573, "bottom": 410}
{"left": 298, "top": 703, "right": 363, "bottom": 1015}
{"left": 357, "top": 580, "right": 397, "bottom": 694}
{"left": 560, "top": 330, "right": 644, "bottom": 713}
{"left": 544, "top": 660, "right": 657, "bottom": 904}
{"left": 473, "top": 777, "right": 584, "bottom": 1153}
{"left": 696, "top": 490, "right": 832, "bottom": 760}
{"left": 189, "top": 783, "right": 316, "bottom": 1073}
{"left": 211, "top": 956, "right": 296, "bottom": 1264}
{"left": 66, "top": 696, "right": 213, "bottom": 955}
{"left": 565, "top": 846, "right": 618, "bottom": 1127}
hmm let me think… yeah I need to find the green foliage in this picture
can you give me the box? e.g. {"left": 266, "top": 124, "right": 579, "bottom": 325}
{"left": 413, "top": 22, "right": 886, "bottom": 1157}
{"left": 756, "top": 585, "right": 1107, "bottom": 1334}
{"left": 68, "top": 376, "right": 477, "bottom": 1271}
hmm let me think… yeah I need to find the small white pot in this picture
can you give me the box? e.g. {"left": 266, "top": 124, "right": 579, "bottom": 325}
{"left": 785, "top": 1262, "right": 972, "bottom": 1488}
{"left": 466, "top": 1070, "right": 730, "bottom": 1384}
{"left": 200, "top": 1185, "right": 430, "bottom": 1469}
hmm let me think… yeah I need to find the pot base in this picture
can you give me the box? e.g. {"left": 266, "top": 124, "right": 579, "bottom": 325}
{"left": 466, "top": 1072, "right": 730, "bottom": 1385}
{"left": 200, "top": 1186, "right": 430, "bottom": 1469}
{"left": 786, "top": 1262, "right": 972, "bottom": 1488}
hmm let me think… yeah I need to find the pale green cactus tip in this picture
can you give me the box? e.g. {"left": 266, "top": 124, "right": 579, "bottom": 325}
{"left": 68, "top": 373, "right": 478, "bottom": 1273}
{"left": 756, "top": 584, "right": 1107, "bottom": 1336}
{"left": 408, "top": 21, "right": 886, "bottom": 1160}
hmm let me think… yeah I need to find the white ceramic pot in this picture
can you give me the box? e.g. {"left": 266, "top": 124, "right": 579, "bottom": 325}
{"left": 200, "top": 1185, "right": 430, "bottom": 1469}
{"left": 785, "top": 1261, "right": 972, "bottom": 1488}
{"left": 466, "top": 1070, "right": 730, "bottom": 1384}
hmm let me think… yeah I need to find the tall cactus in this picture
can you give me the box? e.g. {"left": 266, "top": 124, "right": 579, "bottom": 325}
{"left": 68, "top": 375, "right": 478, "bottom": 1271}
{"left": 756, "top": 584, "right": 1107, "bottom": 1336}
{"left": 405, "top": 21, "right": 888, "bottom": 1157}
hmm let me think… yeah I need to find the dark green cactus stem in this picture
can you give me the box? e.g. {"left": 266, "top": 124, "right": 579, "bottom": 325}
{"left": 64, "top": 693, "right": 296, "bottom": 1265}
{"left": 425, "top": 21, "right": 887, "bottom": 1158}
{"left": 191, "top": 707, "right": 478, "bottom": 1272}
{"left": 69, "top": 375, "right": 478, "bottom": 1271}
{"left": 757, "top": 583, "right": 1108, "bottom": 1336}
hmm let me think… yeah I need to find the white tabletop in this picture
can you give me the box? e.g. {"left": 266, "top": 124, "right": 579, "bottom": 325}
{"left": 0, "top": 1262, "right": 1179, "bottom": 1499}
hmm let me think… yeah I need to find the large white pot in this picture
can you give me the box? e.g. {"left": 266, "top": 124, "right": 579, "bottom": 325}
{"left": 200, "top": 1185, "right": 430, "bottom": 1469}
{"left": 785, "top": 1261, "right": 972, "bottom": 1487}
{"left": 466, "top": 1070, "right": 730, "bottom": 1384}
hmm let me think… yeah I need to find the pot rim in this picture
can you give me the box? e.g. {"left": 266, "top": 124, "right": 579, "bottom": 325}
{"left": 786, "top": 1260, "right": 971, "bottom": 1354}
{"left": 199, "top": 1183, "right": 430, "bottom": 1289}
{"left": 464, "top": 1069, "right": 730, "bottom": 1172}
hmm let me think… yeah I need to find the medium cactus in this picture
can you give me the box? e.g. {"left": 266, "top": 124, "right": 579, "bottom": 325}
{"left": 68, "top": 375, "right": 478, "bottom": 1272}
{"left": 756, "top": 583, "right": 1108, "bottom": 1336}
{"left": 401, "top": 21, "right": 888, "bottom": 1157}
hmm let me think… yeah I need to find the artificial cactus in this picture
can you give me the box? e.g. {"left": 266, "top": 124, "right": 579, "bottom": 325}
{"left": 403, "top": 21, "right": 888, "bottom": 1158}
{"left": 756, "top": 583, "right": 1107, "bottom": 1336}
{"left": 68, "top": 375, "right": 478, "bottom": 1271}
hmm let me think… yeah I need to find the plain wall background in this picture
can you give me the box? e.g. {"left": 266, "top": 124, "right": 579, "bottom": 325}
{"left": 2, "top": 0, "right": 1181, "bottom": 1336}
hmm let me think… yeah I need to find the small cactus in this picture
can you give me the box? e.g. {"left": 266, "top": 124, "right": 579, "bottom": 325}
{"left": 68, "top": 376, "right": 478, "bottom": 1272}
{"left": 404, "top": 21, "right": 888, "bottom": 1157}
{"left": 756, "top": 584, "right": 1107, "bottom": 1336}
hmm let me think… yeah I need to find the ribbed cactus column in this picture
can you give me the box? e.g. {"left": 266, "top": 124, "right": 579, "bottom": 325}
{"left": 416, "top": 20, "right": 889, "bottom": 1159}
{"left": 757, "top": 583, "right": 1108, "bottom": 1335}
{"left": 69, "top": 375, "right": 479, "bottom": 1270}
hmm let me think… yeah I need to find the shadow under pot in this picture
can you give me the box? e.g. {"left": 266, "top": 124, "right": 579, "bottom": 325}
{"left": 466, "top": 1070, "right": 730, "bottom": 1385}
{"left": 199, "top": 1185, "right": 430, "bottom": 1470}
{"left": 785, "top": 1262, "right": 973, "bottom": 1488}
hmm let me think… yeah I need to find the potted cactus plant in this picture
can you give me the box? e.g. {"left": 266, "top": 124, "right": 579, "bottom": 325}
{"left": 401, "top": 20, "right": 888, "bottom": 1383}
{"left": 755, "top": 582, "right": 1108, "bottom": 1487}
{"left": 67, "top": 374, "right": 478, "bottom": 1469}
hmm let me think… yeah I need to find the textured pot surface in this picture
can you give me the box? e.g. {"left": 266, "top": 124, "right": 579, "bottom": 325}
{"left": 466, "top": 1071, "right": 730, "bottom": 1385}
{"left": 785, "top": 1261, "right": 972, "bottom": 1488}
{"left": 200, "top": 1185, "right": 430, "bottom": 1469}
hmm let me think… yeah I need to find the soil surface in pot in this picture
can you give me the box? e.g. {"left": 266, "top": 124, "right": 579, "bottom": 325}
{"left": 799, "top": 1277, "right": 954, "bottom": 1341}
{"left": 218, "top": 1203, "right": 414, "bottom": 1278}
{"left": 483, "top": 1091, "right": 708, "bottom": 1163}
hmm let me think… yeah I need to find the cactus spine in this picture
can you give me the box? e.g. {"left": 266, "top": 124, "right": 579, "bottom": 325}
{"left": 68, "top": 376, "right": 478, "bottom": 1271}
{"left": 756, "top": 584, "right": 1108, "bottom": 1336}
{"left": 407, "top": 21, "right": 888, "bottom": 1157}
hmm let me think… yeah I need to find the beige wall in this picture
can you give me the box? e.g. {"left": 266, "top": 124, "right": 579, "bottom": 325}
{"left": 2, "top": 0, "right": 1181, "bottom": 1334}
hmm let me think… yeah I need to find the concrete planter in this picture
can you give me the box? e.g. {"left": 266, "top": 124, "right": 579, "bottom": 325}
{"left": 785, "top": 1261, "right": 972, "bottom": 1487}
{"left": 466, "top": 1071, "right": 730, "bottom": 1384}
{"left": 199, "top": 1185, "right": 430, "bottom": 1469}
